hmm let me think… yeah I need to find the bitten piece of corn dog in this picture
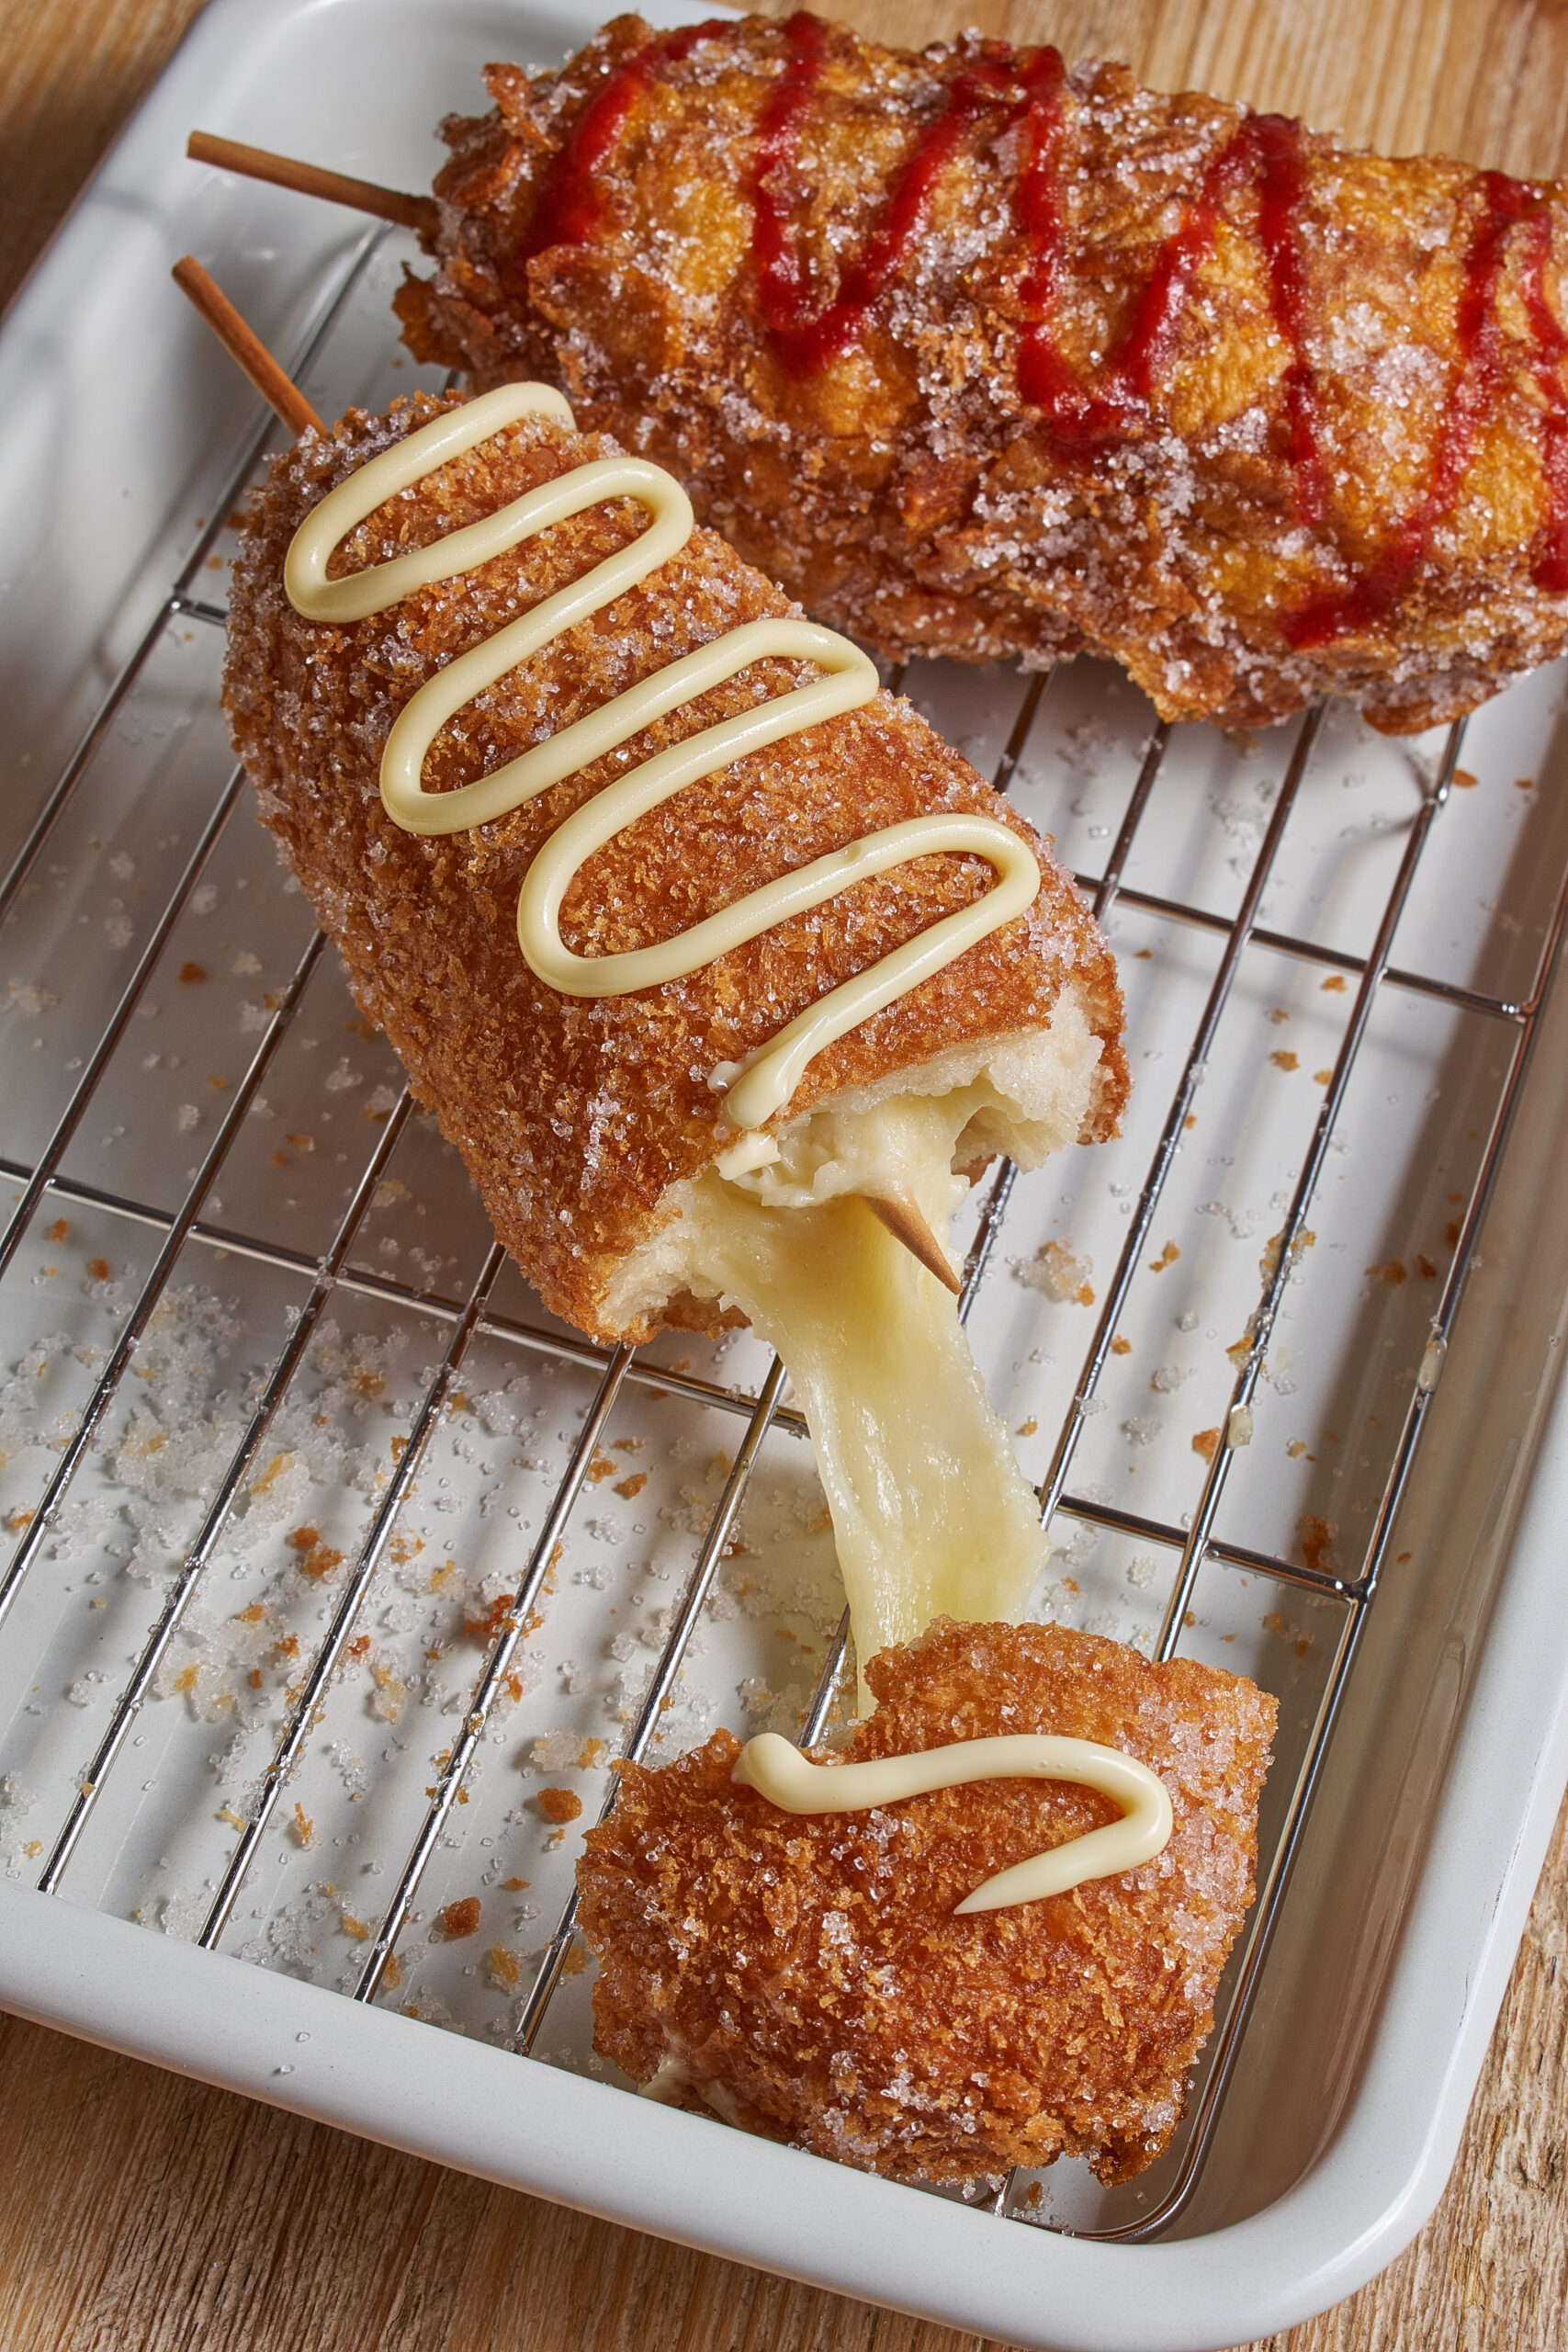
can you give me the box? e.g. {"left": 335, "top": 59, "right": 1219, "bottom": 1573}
{"left": 579, "top": 1616, "right": 1276, "bottom": 2186}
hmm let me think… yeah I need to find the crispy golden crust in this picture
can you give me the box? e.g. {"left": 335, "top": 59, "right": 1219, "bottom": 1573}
{"left": 395, "top": 11, "right": 1568, "bottom": 734}
{"left": 221, "top": 394, "right": 1125, "bottom": 1341}
{"left": 577, "top": 1618, "right": 1275, "bottom": 2185}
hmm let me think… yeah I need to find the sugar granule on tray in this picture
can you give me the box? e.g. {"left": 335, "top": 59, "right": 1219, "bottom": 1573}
{"left": 1013, "top": 1240, "right": 1094, "bottom": 1303}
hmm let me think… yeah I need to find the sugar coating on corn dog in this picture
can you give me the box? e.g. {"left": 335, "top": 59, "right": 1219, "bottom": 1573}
{"left": 578, "top": 1616, "right": 1277, "bottom": 2186}
{"left": 394, "top": 9, "right": 1568, "bottom": 735}
{"left": 222, "top": 390, "right": 1125, "bottom": 1662}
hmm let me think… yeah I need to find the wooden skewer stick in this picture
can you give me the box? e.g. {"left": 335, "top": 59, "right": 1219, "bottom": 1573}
{"left": 168, "top": 259, "right": 959, "bottom": 1300}
{"left": 187, "top": 131, "right": 439, "bottom": 239}
{"left": 863, "top": 1193, "right": 963, "bottom": 1295}
{"left": 172, "top": 256, "right": 323, "bottom": 436}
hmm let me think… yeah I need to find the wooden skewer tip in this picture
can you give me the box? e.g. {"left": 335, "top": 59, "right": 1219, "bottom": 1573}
{"left": 170, "top": 239, "right": 963, "bottom": 1308}
{"left": 171, "top": 255, "right": 324, "bottom": 439}
{"left": 863, "top": 1193, "right": 963, "bottom": 1295}
{"left": 186, "top": 130, "right": 440, "bottom": 238}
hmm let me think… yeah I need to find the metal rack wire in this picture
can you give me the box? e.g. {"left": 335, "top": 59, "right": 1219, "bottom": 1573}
{"left": 5, "top": 221, "right": 1567, "bottom": 2248}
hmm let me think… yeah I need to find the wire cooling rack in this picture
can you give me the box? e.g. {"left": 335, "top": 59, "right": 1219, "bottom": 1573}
{"left": 4, "top": 214, "right": 1568, "bottom": 2254}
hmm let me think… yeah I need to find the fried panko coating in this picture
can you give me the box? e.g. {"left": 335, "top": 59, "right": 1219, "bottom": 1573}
{"left": 393, "top": 10, "right": 1568, "bottom": 737}
{"left": 577, "top": 1618, "right": 1276, "bottom": 2186}
{"left": 222, "top": 393, "right": 1124, "bottom": 1340}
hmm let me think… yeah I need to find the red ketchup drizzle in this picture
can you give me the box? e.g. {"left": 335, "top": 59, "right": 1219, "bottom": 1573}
{"left": 1011, "top": 48, "right": 1122, "bottom": 443}
{"left": 513, "top": 17, "right": 728, "bottom": 271}
{"left": 1250, "top": 113, "right": 1325, "bottom": 526}
{"left": 748, "top": 11, "right": 830, "bottom": 366}
{"left": 512, "top": 18, "right": 1568, "bottom": 633}
{"left": 1017, "top": 85, "right": 1322, "bottom": 477}
{"left": 1287, "top": 170, "right": 1565, "bottom": 644}
{"left": 750, "top": 15, "right": 1014, "bottom": 379}
{"left": 1518, "top": 210, "right": 1568, "bottom": 593}
{"left": 1111, "top": 133, "right": 1258, "bottom": 406}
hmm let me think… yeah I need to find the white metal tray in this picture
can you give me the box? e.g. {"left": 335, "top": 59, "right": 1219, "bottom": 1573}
{"left": 5, "top": 3, "right": 1568, "bottom": 2344}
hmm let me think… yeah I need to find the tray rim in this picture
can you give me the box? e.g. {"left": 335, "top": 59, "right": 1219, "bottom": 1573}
{"left": 4, "top": 0, "right": 1568, "bottom": 2342}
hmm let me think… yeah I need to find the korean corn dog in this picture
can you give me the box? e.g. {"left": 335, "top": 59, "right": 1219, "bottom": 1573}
{"left": 391, "top": 9, "right": 1568, "bottom": 736}
{"left": 221, "top": 386, "right": 1126, "bottom": 1665}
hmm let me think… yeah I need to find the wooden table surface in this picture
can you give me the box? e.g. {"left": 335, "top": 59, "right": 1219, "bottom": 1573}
{"left": 5, "top": 0, "right": 1568, "bottom": 2345}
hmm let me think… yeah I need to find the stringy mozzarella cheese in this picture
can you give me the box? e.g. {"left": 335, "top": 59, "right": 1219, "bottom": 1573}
{"left": 606, "top": 993, "right": 1104, "bottom": 1690}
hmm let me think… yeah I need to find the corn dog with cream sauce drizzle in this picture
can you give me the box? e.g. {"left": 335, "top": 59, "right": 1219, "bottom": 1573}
{"left": 223, "top": 380, "right": 1125, "bottom": 1672}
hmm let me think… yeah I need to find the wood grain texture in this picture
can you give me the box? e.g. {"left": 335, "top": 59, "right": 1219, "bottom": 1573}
{"left": 3, "top": 0, "right": 1568, "bottom": 2346}
{"left": 0, "top": 0, "right": 209, "bottom": 318}
{"left": 754, "top": 0, "right": 1568, "bottom": 181}
{"left": 0, "top": 2006, "right": 1012, "bottom": 2352}
{"left": 0, "top": 1792, "right": 1562, "bottom": 2352}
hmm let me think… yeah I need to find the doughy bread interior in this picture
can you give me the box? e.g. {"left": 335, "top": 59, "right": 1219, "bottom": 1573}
{"left": 605, "top": 994, "right": 1105, "bottom": 1688}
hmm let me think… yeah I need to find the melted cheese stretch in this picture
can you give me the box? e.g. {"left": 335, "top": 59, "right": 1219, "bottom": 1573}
{"left": 283, "top": 382, "right": 1040, "bottom": 1131}
{"left": 733, "top": 1730, "right": 1173, "bottom": 1914}
{"left": 674, "top": 1086, "right": 1050, "bottom": 1694}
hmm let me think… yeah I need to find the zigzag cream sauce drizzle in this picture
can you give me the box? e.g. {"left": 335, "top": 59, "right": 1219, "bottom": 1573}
{"left": 282, "top": 381, "right": 1040, "bottom": 1133}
